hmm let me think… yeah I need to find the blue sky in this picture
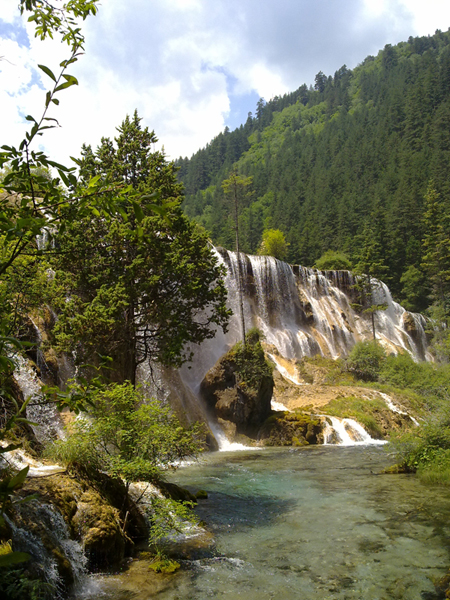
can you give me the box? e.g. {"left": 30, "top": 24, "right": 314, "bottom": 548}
{"left": 2, "top": 0, "right": 450, "bottom": 165}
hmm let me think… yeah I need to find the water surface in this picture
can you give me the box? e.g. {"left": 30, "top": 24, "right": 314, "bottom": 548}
{"left": 78, "top": 446, "right": 450, "bottom": 600}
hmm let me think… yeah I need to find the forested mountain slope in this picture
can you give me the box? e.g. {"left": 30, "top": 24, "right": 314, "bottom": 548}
{"left": 176, "top": 30, "right": 450, "bottom": 312}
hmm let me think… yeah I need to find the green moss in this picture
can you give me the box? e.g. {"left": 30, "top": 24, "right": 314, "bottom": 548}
{"left": 148, "top": 553, "right": 180, "bottom": 574}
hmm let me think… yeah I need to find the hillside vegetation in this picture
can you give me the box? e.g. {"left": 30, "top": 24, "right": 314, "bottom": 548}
{"left": 177, "top": 30, "right": 450, "bottom": 314}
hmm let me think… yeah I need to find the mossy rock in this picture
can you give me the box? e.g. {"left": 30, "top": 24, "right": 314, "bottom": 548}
{"left": 159, "top": 481, "right": 197, "bottom": 504}
{"left": 195, "top": 490, "right": 208, "bottom": 500}
{"left": 258, "top": 411, "right": 323, "bottom": 446}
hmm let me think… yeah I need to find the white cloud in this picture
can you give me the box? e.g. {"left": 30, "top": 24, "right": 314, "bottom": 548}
{"left": 3, "top": 0, "right": 450, "bottom": 168}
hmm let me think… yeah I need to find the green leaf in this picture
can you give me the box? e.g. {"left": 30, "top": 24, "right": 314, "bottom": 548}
{"left": 8, "top": 466, "right": 29, "bottom": 490}
{"left": 0, "top": 552, "right": 30, "bottom": 567}
{"left": 132, "top": 201, "right": 144, "bottom": 223}
{"left": 38, "top": 64, "right": 57, "bottom": 82}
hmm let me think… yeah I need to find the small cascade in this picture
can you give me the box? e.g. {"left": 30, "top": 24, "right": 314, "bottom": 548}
{"left": 209, "top": 421, "right": 253, "bottom": 452}
{"left": 6, "top": 503, "right": 86, "bottom": 598}
{"left": 14, "top": 353, "right": 64, "bottom": 443}
{"left": 377, "top": 391, "right": 420, "bottom": 426}
{"left": 322, "top": 416, "right": 386, "bottom": 446}
{"left": 267, "top": 353, "right": 302, "bottom": 385}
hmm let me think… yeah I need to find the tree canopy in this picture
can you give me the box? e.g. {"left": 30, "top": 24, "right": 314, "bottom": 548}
{"left": 50, "top": 111, "right": 230, "bottom": 384}
{"left": 177, "top": 29, "right": 450, "bottom": 315}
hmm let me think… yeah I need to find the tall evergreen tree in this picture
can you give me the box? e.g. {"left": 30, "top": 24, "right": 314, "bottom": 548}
{"left": 52, "top": 112, "right": 230, "bottom": 384}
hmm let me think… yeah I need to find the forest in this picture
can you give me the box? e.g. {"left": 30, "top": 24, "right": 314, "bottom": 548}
{"left": 177, "top": 29, "right": 450, "bottom": 317}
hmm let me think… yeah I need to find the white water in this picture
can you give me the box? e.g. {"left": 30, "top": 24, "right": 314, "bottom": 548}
{"left": 1, "top": 445, "right": 65, "bottom": 477}
{"left": 322, "top": 416, "right": 386, "bottom": 446}
{"left": 377, "top": 391, "right": 420, "bottom": 426}
{"left": 14, "top": 353, "right": 64, "bottom": 443}
{"left": 181, "top": 250, "right": 430, "bottom": 395}
{"left": 7, "top": 503, "right": 86, "bottom": 597}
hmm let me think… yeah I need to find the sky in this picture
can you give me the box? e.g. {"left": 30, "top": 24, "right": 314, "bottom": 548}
{"left": 2, "top": 0, "right": 450, "bottom": 167}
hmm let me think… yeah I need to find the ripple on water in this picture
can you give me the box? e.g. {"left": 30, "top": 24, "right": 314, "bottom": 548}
{"left": 77, "top": 446, "right": 450, "bottom": 600}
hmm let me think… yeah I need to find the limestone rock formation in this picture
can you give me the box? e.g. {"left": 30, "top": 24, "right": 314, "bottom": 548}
{"left": 200, "top": 341, "right": 274, "bottom": 438}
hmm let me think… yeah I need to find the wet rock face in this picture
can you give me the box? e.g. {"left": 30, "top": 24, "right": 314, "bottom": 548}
{"left": 200, "top": 350, "right": 273, "bottom": 438}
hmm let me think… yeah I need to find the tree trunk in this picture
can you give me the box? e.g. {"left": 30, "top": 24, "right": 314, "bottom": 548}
{"left": 234, "top": 182, "right": 246, "bottom": 344}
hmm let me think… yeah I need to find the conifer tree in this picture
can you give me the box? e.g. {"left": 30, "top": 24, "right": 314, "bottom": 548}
{"left": 52, "top": 112, "right": 230, "bottom": 384}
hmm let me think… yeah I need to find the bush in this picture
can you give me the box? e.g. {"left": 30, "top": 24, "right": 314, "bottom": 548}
{"left": 379, "top": 352, "right": 421, "bottom": 389}
{"left": 45, "top": 383, "right": 205, "bottom": 488}
{"left": 389, "top": 405, "right": 450, "bottom": 484}
{"left": 315, "top": 250, "right": 352, "bottom": 271}
{"left": 346, "top": 341, "right": 386, "bottom": 382}
{"left": 231, "top": 330, "right": 273, "bottom": 390}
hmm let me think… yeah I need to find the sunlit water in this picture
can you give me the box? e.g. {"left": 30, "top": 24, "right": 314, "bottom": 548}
{"left": 77, "top": 446, "right": 450, "bottom": 600}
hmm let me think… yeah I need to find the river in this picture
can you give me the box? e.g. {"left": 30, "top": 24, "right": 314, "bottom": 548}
{"left": 77, "top": 446, "right": 450, "bottom": 600}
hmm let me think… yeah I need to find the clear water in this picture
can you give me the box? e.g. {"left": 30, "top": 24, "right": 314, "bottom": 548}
{"left": 77, "top": 446, "right": 450, "bottom": 600}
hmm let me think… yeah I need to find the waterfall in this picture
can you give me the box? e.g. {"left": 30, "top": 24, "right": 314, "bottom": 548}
{"left": 376, "top": 391, "right": 420, "bottom": 426}
{"left": 180, "top": 249, "right": 430, "bottom": 394}
{"left": 6, "top": 504, "right": 86, "bottom": 598}
{"left": 14, "top": 353, "right": 64, "bottom": 443}
{"left": 322, "top": 416, "right": 386, "bottom": 446}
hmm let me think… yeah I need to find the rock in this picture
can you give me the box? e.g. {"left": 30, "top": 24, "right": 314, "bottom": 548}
{"left": 258, "top": 412, "right": 324, "bottom": 446}
{"left": 72, "top": 490, "right": 125, "bottom": 570}
{"left": 159, "top": 481, "right": 198, "bottom": 504}
{"left": 200, "top": 343, "right": 274, "bottom": 438}
{"left": 217, "top": 417, "right": 237, "bottom": 441}
{"left": 402, "top": 311, "right": 417, "bottom": 333}
{"left": 20, "top": 473, "right": 128, "bottom": 572}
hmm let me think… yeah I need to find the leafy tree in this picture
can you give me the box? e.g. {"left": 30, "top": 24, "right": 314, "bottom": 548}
{"left": 51, "top": 112, "right": 230, "bottom": 383}
{"left": 257, "top": 228, "right": 289, "bottom": 261}
{"left": 315, "top": 249, "right": 352, "bottom": 270}
{"left": 0, "top": 0, "right": 104, "bottom": 569}
{"left": 46, "top": 382, "right": 204, "bottom": 500}
{"left": 346, "top": 340, "right": 386, "bottom": 382}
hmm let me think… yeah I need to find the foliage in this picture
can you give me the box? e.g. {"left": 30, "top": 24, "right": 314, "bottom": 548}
{"left": 230, "top": 328, "right": 273, "bottom": 390}
{"left": 345, "top": 341, "right": 387, "bottom": 382}
{"left": 297, "top": 355, "right": 353, "bottom": 385}
{"left": 315, "top": 250, "right": 352, "bottom": 271}
{"left": 0, "top": 565, "right": 54, "bottom": 600}
{"left": 45, "top": 382, "right": 205, "bottom": 490}
{"left": 49, "top": 112, "right": 230, "bottom": 383}
{"left": 257, "top": 229, "right": 289, "bottom": 261}
{"left": 178, "top": 29, "right": 450, "bottom": 308}
{"left": 390, "top": 404, "right": 450, "bottom": 484}
{"left": 0, "top": 1, "right": 110, "bottom": 569}
{"left": 148, "top": 549, "right": 180, "bottom": 574}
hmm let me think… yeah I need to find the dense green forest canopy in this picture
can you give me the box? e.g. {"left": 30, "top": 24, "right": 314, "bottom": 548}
{"left": 177, "top": 29, "right": 450, "bottom": 315}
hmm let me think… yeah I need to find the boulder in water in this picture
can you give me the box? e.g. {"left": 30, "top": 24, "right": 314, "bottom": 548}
{"left": 200, "top": 336, "right": 274, "bottom": 438}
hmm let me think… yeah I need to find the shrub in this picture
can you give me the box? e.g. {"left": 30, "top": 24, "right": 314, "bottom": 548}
{"left": 315, "top": 250, "right": 352, "bottom": 271}
{"left": 346, "top": 341, "right": 386, "bottom": 382}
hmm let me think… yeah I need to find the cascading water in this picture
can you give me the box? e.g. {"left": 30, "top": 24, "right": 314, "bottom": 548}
{"left": 322, "top": 416, "right": 386, "bottom": 446}
{"left": 14, "top": 353, "right": 64, "bottom": 444}
{"left": 6, "top": 503, "right": 86, "bottom": 598}
{"left": 181, "top": 248, "right": 430, "bottom": 395}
